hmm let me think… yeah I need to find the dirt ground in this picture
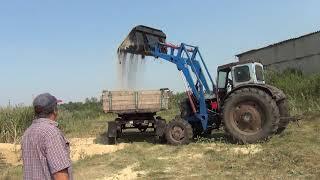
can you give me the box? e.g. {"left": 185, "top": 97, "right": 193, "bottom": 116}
{"left": 0, "top": 143, "right": 21, "bottom": 166}
{"left": 0, "top": 138, "right": 262, "bottom": 167}
{"left": 0, "top": 138, "right": 263, "bottom": 180}
{"left": 0, "top": 139, "right": 264, "bottom": 180}
{"left": 0, "top": 138, "right": 127, "bottom": 166}
{"left": 69, "top": 138, "right": 127, "bottom": 161}
{"left": 99, "top": 163, "right": 146, "bottom": 180}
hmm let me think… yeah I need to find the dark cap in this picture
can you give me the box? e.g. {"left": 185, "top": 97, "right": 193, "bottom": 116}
{"left": 33, "top": 93, "right": 62, "bottom": 115}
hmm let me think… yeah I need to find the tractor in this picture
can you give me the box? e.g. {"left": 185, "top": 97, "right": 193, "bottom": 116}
{"left": 117, "top": 25, "right": 293, "bottom": 144}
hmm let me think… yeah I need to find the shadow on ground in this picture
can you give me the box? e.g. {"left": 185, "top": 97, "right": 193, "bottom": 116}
{"left": 95, "top": 129, "right": 159, "bottom": 144}
{"left": 198, "top": 131, "right": 234, "bottom": 143}
{"left": 94, "top": 128, "right": 234, "bottom": 145}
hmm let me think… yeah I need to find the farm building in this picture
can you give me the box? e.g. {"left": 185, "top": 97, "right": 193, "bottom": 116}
{"left": 236, "top": 31, "right": 320, "bottom": 74}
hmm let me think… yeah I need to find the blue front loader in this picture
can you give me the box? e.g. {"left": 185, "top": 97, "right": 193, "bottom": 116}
{"left": 151, "top": 42, "right": 216, "bottom": 131}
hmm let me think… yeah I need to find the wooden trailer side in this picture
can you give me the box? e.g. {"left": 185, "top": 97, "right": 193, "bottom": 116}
{"left": 102, "top": 89, "right": 170, "bottom": 114}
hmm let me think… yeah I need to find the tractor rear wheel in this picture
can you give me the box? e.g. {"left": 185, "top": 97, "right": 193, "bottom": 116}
{"left": 222, "top": 88, "right": 279, "bottom": 143}
{"left": 276, "top": 99, "right": 290, "bottom": 134}
{"left": 165, "top": 117, "right": 193, "bottom": 145}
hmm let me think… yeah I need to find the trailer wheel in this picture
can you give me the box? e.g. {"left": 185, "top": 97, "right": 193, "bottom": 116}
{"left": 154, "top": 117, "right": 167, "bottom": 143}
{"left": 165, "top": 117, "right": 193, "bottom": 145}
{"left": 107, "top": 121, "right": 118, "bottom": 145}
{"left": 222, "top": 88, "right": 279, "bottom": 143}
{"left": 107, "top": 137, "right": 116, "bottom": 145}
{"left": 276, "top": 99, "right": 290, "bottom": 134}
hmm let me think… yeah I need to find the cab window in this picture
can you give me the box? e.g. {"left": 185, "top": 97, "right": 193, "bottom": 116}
{"left": 234, "top": 66, "right": 250, "bottom": 82}
{"left": 255, "top": 65, "right": 264, "bottom": 81}
{"left": 217, "top": 71, "right": 227, "bottom": 88}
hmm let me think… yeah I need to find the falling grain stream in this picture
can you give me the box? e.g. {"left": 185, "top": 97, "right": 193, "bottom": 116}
{"left": 117, "top": 52, "right": 146, "bottom": 90}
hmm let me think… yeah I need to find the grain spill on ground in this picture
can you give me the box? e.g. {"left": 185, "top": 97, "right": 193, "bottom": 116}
{"left": 231, "top": 144, "right": 262, "bottom": 154}
{"left": 0, "top": 138, "right": 127, "bottom": 166}
{"left": 203, "top": 143, "right": 262, "bottom": 155}
{"left": 0, "top": 143, "right": 21, "bottom": 166}
{"left": 69, "top": 138, "right": 127, "bottom": 161}
{"left": 98, "top": 163, "right": 146, "bottom": 180}
{"left": 156, "top": 143, "right": 262, "bottom": 161}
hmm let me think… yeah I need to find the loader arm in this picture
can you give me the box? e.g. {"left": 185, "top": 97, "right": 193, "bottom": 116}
{"left": 150, "top": 42, "right": 216, "bottom": 130}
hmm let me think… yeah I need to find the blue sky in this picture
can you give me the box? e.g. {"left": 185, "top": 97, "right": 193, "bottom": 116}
{"left": 0, "top": 0, "right": 319, "bottom": 106}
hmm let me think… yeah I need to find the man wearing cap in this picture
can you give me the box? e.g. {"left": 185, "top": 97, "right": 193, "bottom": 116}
{"left": 22, "top": 93, "right": 72, "bottom": 180}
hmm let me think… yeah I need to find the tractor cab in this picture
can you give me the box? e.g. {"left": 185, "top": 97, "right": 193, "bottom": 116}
{"left": 216, "top": 61, "right": 265, "bottom": 100}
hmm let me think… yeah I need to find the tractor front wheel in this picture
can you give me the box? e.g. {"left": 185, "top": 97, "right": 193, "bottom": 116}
{"left": 222, "top": 88, "right": 279, "bottom": 143}
{"left": 165, "top": 117, "right": 193, "bottom": 145}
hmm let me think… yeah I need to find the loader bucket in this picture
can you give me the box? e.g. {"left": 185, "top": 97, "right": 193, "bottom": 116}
{"left": 118, "top": 25, "right": 166, "bottom": 56}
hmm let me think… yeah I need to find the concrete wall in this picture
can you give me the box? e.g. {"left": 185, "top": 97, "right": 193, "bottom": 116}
{"left": 238, "top": 32, "right": 320, "bottom": 74}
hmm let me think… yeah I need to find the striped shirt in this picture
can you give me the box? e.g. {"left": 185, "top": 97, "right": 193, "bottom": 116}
{"left": 22, "top": 118, "right": 72, "bottom": 180}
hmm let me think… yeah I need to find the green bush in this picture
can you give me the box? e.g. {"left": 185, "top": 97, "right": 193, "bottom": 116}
{"left": 57, "top": 99, "right": 115, "bottom": 137}
{"left": 266, "top": 69, "right": 320, "bottom": 114}
{"left": 59, "top": 97, "right": 104, "bottom": 118}
{"left": 168, "top": 92, "right": 186, "bottom": 109}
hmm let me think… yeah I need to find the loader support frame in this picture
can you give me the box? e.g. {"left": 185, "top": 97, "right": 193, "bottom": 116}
{"left": 152, "top": 43, "right": 215, "bottom": 131}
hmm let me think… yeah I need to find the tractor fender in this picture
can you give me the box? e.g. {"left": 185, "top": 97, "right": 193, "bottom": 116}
{"left": 224, "top": 84, "right": 286, "bottom": 103}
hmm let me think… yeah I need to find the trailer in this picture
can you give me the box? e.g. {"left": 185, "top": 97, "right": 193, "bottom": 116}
{"left": 102, "top": 89, "right": 170, "bottom": 144}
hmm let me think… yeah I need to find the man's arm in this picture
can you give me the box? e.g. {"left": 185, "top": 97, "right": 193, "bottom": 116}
{"left": 45, "top": 131, "right": 72, "bottom": 179}
{"left": 53, "top": 168, "right": 69, "bottom": 180}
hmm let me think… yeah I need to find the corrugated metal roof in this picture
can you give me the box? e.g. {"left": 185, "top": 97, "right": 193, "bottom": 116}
{"left": 236, "top": 30, "right": 320, "bottom": 57}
